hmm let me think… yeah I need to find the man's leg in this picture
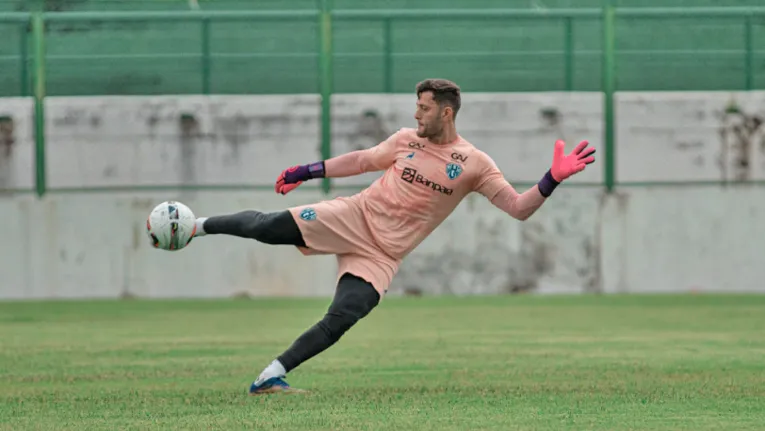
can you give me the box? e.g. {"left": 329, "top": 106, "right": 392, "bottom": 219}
{"left": 249, "top": 272, "right": 381, "bottom": 394}
{"left": 195, "top": 210, "right": 305, "bottom": 247}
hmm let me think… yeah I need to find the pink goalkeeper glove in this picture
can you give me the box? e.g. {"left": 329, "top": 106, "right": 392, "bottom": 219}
{"left": 551, "top": 139, "right": 596, "bottom": 182}
{"left": 275, "top": 162, "right": 326, "bottom": 195}
{"left": 537, "top": 140, "right": 596, "bottom": 197}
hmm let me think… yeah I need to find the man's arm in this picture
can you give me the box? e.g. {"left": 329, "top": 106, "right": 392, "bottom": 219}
{"left": 475, "top": 162, "right": 547, "bottom": 221}
{"left": 275, "top": 130, "right": 400, "bottom": 194}
{"left": 323, "top": 139, "right": 398, "bottom": 178}
{"left": 473, "top": 152, "right": 546, "bottom": 221}
{"left": 474, "top": 140, "right": 595, "bottom": 220}
{"left": 487, "top": 182, "right": 547, "bottom": 221}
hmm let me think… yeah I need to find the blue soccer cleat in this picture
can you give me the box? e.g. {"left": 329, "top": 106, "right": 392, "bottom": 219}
{"left": 248, "top": 376, "right": 305, "bottom": 395}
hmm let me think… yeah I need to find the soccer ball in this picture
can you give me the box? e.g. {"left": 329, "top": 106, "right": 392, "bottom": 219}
{"left": 146, "top": 201, "right": 197, "bottom": 251}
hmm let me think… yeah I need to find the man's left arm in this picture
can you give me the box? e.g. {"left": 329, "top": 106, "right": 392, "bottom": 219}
{"left": 474, "top": 140, "right": 596, "bottom": 221}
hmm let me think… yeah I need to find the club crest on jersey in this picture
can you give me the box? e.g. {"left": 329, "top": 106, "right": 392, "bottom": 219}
{"left": 446, "top": 163, "right": 463, "bottom": 180}
{"left": 300, "top": 208, "right": 317, "bottom": 221}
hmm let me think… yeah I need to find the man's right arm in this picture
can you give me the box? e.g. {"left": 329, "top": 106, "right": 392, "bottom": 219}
{"left": 275, "top": 130, "right": 401, "bottom": 194}
{"left": 324, "top": 132, "right": 399, "bottom": 178}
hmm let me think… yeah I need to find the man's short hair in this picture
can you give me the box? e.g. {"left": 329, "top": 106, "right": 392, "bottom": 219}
{"left": 415, "top": 78, "right": 461, "bottom": 119}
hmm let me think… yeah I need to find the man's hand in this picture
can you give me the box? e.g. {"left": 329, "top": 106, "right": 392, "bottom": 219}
{"left": 274, "top": 162, "right": 325, "bottom": 195}
{"left": 550, "top": 139, "right": 596, "bottom": 182}
{"left": 537, "top": 139, "right": 596, "bottom": 198}
{"left": 275, "top": 166, "right": 304, "bottom": 195}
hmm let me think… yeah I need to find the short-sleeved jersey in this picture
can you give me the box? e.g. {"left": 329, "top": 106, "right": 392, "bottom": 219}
{"left": 350, "top": 127, "right": 510, "bottom": 260}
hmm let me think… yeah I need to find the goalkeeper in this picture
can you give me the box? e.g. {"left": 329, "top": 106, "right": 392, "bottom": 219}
{"left": 191, "top": 79, "right": 596, "bottom": 394}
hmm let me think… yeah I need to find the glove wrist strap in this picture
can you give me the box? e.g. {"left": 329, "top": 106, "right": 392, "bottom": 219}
{"left": 307, "top": 161, "right": 326, "bottom": 179}
{"left": 537, "top": 169, "right": 560, "bottom": 198}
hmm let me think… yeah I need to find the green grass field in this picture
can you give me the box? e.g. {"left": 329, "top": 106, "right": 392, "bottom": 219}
{"left": 1, "top": 294, "right": 764, "bottom": 430}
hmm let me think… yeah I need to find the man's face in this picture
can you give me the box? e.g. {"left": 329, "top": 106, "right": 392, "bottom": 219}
{"left": 414, "top": 91, "right": 446, "bottom": 139}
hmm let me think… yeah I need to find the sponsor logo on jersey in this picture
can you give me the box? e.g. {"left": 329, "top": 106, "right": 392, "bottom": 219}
{"left": 451, "top": 152, "right": 468, "bottom": 162}
{"left": 401, "top": 167, "right": 453, "bottom": 195}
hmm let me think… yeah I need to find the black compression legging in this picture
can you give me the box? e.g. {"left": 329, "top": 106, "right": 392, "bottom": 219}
{"left": 278, "top": 272, "right": 380, "bottom": 372}
{"left": 202, "top": 209, "right": 381, "bottom": 373}
{"left": 202, "top": 210, "right": 306, "bottom": 247}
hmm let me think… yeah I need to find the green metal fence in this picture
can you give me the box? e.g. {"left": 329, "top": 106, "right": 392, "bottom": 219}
{"left": 1, "top": 6, "right": 765, "bottom": 196}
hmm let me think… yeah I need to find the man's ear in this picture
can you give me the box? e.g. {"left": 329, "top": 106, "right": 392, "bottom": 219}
{"left": 441, "top": 105, "right": 453, "bottom": 121}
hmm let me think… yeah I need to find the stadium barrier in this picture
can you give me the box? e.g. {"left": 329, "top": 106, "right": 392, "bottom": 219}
{"left": 0, "top": 6, "right": 764, "bottom": 196}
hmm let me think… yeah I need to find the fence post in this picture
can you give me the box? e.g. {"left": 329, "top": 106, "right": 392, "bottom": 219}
{"left": 564, "top": 16, "right": 574, "bottom": 91}
{"left": 383, "top": 18, "right": 393, "bottom": 93}
{"left": 602, "top": 1, "right": 616, "bottom": 192}
{"left": 32, "top": 13, "right": 46, "bottom": 198}
{"left": 319, "top": 0, "right": 333, "bottom": 194}
{"left": 744, "top": 15, "right": 753, "bottom": 91}
{"left": 201, "top": 17, "right": 211, "bottom": 95}
{"left": 19, "top": 22, "right": 29, "bottom": 96}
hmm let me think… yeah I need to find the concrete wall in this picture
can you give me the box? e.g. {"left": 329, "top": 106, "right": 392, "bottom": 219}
{"left": 0, "top": 98, "right": 34, "bottom": 189}
{"left": 0, "top": 93, "right": 605, "bottom": 189}
{"left": 0, "top": 186, "right": 763, "bottom": 300}
{"left": 3, "top": 92, "right": 764, "bottom": 190}
{"left": 617, "top": 92, "right": 765, "bottom": 183}
{"left": 1, "top": 92, "right": 764, "bottom": 298}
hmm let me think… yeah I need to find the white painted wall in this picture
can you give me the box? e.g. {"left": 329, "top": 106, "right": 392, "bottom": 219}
{"left": 0, "top": 186, "right": 763, "bottom": 299}
{"left": 1, "top": 92, "right": 764, "bottom": 298}
{"left": 3, "top": 91, "right": 765, "bottom": 190}
{"left": 616, "top": 92, "right": 765, "bottom": 183}
{"left": 0, "top": 97, "right": 34, "bottom": 190}
{"left": 0, "top": 190, "right": 338, "bottom": 299}
{"left": 5, "top": 92, "right": 765, "bottom": 188}
{"left": 3, "top": 93, "right": 604, "bottom": 190}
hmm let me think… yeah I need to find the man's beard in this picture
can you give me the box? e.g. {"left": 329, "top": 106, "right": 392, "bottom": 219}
{"left": 416, "top": 122, "right": 441, "bottom": 139}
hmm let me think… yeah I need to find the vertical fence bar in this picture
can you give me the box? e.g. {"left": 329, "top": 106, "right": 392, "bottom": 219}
{"left": 564, "top": 16, "right": 574, "bottom": 91}
{"left": 32, "top": 13, "right": 46, "bottom": 198}
{"left": 319, "top": 0, "right": 333, "bottom": 194}
{"left": 201, "top": 17, "right": 211, "bottom": 95}
{"left": 602, "top": 1, "right": 616, "bottom": 192}
{"left": 744, "top": 14, "right": 753, "bottom": 91}
{"left": 383, "top": 18, "right": 393, "bottom": 93}
{"left": 19, "top": 22, "right": 29, "bottom": 96}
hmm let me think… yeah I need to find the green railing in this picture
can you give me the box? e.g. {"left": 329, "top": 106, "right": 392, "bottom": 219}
{"left": 2, "top": 5, "right": 765, "bottom": 196}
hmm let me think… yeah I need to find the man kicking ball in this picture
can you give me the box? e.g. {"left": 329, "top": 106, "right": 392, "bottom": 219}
{"left": 192, "top": 78, "right": 596, "bottom": 394}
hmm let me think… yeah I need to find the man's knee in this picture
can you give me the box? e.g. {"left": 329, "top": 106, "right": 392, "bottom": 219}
{"left": 241, "top": 210, "right": 302, "bottom": 245}
{"left": 317, "top": 274, "right": 381, "bottom": 342}
{"left": 333, "top": 273, "right": 381, "bottom": 316}
{"left": 239, "top": 210, "right": 273, "bottom": 242}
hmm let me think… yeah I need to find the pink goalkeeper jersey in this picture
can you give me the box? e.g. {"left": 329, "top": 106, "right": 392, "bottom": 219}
{"left": 348, "top": 127, "right": 509, "bottom": 260}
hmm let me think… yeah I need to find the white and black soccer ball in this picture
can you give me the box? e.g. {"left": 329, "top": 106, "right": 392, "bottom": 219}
{"left": 146, "top": 201, "right": 196, "bottom": 251}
